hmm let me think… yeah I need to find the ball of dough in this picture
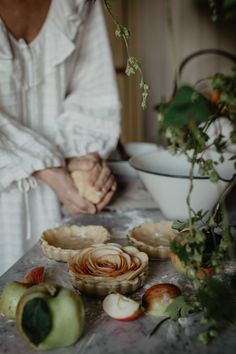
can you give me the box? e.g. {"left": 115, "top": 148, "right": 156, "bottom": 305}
{"left": 71, "top": 170, "right": 105, "bottom": 204}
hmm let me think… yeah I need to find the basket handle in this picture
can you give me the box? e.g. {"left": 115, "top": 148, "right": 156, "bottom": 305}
{"left": 173, "top": 48, "right": 236, "bottom": 95}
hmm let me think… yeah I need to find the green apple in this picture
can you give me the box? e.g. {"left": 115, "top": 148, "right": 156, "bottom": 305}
{"left": 16, "top": 283, "right": 85, "bottom": 350}
{"left": 0, "top": 267, "right": 45, "bottom": 319}
{"left": 0, "top": 281, "right": 31, "bottom": 319}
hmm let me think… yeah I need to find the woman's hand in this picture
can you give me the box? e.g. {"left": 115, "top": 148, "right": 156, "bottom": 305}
{"left": 67, "top": 152, "right": 117, "bottom": 211}
{"left": 33, "top": 167, "right": 96, "bottom": 215}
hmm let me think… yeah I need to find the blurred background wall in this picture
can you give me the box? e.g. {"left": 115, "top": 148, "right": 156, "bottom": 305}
{"left": 104, "top": 0, "right": 236, "bottom": 144}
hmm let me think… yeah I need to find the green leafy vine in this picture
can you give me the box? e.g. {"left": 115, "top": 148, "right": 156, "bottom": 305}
{"left": 103, "top": 0, "right": 150, "bottom": 109}
{"left": 101, "top": 0, "right": 236, "bottom": 344}
{"left": 156, "top": 1, "right": 236, "bottom": 343}
{"left": 208, "top": 0, "right": 236, "bottom": 21}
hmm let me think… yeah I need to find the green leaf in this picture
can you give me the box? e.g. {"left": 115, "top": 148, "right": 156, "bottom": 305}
{"left": 230, "top": 131, "right": 236, "bottom": 144}
{"left": 165, "top": 296, "right": 193, "bottom": 320}
{"left": 180, "top": 302, "right": 193, "bottom": 317}
{"left": 162, "top": 86, "right": 213, "bottom": 128}
{"left": 220, "top": 92, "right": 236, "bottom": 106}
{"left": 22, "top": 298, "right": 52, "bottom": 346}
{"left": 103, "top": 0, "right": 112, "bottom": 11}
{"left": 198, "top": 331, "right": 211, "bottom": 345}
{"left": 197, "top": 278, "right": 236, "bottom": 322}
{"left": 222, "top": 0, "right": 236, "bottom": 19}
{"left": 115, "top": 25, "right": 130, "bottom": 39}
{"left": 170, "top": 241, "right": 189, "bottom": 264}
{"left": 230, "top": 273, "right": 236, "bottom": 290}
{"left": 172, "top": 220, "right": 189, "bottom": 231}
{"left": 210, "top": 170, "right": 219, "bottom": 182}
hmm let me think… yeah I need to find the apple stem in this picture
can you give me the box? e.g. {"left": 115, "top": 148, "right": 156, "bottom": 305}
{"left": 148, "top": 316, "right": 170, "bottom": 337}
{"left": 46, "top": 284, "right": 58, "bottom": 297}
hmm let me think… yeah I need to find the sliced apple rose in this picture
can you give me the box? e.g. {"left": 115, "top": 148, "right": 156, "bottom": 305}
{"left": 68, "top": 243, "right": 149, "bottom": 296}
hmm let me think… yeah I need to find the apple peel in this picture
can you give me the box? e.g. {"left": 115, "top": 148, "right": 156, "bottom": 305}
{"left": 22, "top": 266, "right": 45, "bottom": 285}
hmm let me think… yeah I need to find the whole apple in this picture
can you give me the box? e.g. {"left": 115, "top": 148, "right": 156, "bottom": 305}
{"left": 0, "top": 266, "right": 45, "bottom": 319}
{"left": 0, "top": 281, "right": 31, "bottom": 319}
{"left": 16, "top": 283, "right": 85, "bottom": 350}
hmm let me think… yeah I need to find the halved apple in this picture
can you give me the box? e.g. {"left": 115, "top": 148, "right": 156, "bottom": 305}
{"left": 142, "top": 283, "right": 181, "bottom": 317}
{"left": 102, "top": 293, "right": 142, "bottom": 321}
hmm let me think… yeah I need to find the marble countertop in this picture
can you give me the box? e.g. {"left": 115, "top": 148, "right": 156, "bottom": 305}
{"left": 0, "top": 171, "right": 236, "bottom": 354}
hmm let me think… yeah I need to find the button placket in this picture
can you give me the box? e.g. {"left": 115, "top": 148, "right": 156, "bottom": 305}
{"left": 19, "top": 39, "right": 31, "bottom": 91}
{"left": 18, "top": 39, "right": 32, "bottom": 125}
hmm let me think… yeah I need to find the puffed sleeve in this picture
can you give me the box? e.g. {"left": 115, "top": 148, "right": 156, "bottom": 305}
{"left": 55, "top": 0, "right": 121, "bottom": 159}
{"left": 0, "top": 112, "right": 64, "bottom": 191}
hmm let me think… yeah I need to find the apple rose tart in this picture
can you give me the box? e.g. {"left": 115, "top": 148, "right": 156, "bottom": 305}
{"left": 68, "top": 243, "right": 149, "bottom": 296}
{"left": 41, "top": 225, "right": 110, "bottom": 262}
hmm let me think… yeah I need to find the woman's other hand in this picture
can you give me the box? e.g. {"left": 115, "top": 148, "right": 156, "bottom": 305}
{"left": 67, "top": 152, "right": 117, "bottom": 212}
{"left": 33, "top": 167, "right": 96, "bottom": 215}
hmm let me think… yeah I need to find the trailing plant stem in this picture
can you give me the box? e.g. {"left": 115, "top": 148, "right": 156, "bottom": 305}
{"left": 186, "top": 152, "right": 197, "bottom": 237}
{"left": 103, "top": 0, "right": 149, "bottom": 109}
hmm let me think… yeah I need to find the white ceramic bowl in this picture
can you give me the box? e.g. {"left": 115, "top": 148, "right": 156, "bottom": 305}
{"left": 129, "top": 149, "right": 235, "bottom": 220}
{"left": 108, "top": 143, "right": 159, "bottom": 177}
{"left": 108, "top": 161, "right": 137, "bottom": 176}
{"left": 124, "top": 142, "right": 159, "bottom": 157}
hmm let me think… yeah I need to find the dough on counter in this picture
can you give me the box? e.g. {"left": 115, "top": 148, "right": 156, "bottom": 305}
{"left": 71, "top": 170, "right": 105, "bottom": 204}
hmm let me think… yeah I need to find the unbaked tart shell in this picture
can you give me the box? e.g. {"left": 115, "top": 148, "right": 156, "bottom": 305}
{"left": 41, "top": 225, "right": 110, "bottom": 262}
{"left": 68, "top": 243, "right": 149, "bottom": 296}
{"left": 127, "top": 221, "right": 177, "bottom": 259}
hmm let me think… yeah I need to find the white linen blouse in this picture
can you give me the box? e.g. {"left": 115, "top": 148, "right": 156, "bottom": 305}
{"left": 0, "top": 0, "right": 120, "bottom": 275}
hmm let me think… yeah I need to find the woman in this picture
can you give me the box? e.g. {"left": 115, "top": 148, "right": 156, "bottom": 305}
{"left": 0, "top": 0, "right": 120, "bottom": 274}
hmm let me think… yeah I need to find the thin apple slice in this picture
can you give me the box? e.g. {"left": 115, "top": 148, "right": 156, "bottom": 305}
{"left": 102, "top": 293, "right": 142, "bottom": 321}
